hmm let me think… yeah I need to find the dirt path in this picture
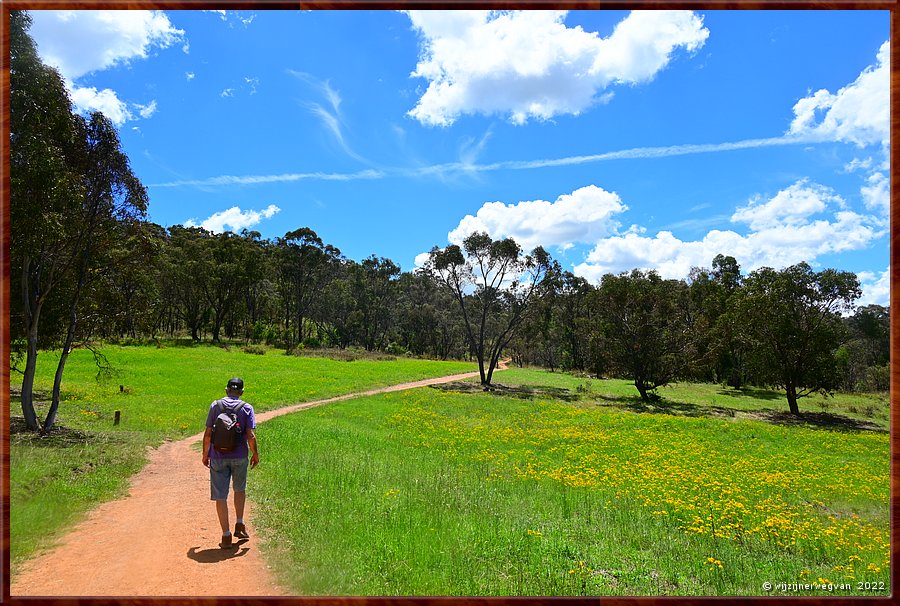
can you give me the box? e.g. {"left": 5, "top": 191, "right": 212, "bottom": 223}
{"left": 11, "top": 367, "right": 500, "bottom": 597}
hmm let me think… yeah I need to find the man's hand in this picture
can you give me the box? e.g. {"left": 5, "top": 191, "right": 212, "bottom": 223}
{"left": 250, "top": 452, "right": 259, "bottom": 469}
{"left": 202, "top": 454, "right": 210, "bottom": 468}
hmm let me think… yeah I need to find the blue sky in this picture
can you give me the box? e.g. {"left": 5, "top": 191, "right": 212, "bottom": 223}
{"left": 28, "top": 9, "right": 890, "bottom": 306}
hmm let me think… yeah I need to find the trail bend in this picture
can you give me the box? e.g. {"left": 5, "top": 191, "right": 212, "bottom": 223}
{"left": 12, "top": 364, "right": 505, "bottom": 597}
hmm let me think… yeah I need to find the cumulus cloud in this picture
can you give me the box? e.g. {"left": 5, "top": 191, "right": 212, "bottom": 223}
{"left": 29, "top": 10, "right": 182, "bottom": 125}
{"left": 69, "top": 85, "right": 132, "bottom": 125}
{"left": 184, "top": 204, "right": 281, "bottom": 233}
{"left": 788, "top": 41, "right": 889, "bottom": 147}
{"left": 573, "top": 180, "right": 884, "bottom": 281}
{"left": 860, "top": 172, "right": 889, "bottom": 219}
{"left": 730, "top": 179, "right": 843, "bottom": 231}
{"left": 406, "top": 10, "right": 708, "bottom": 126}
{"left": 448, "top": 185, "right": 627, "bottom": 252}
{"left": 856, "top": 267, "right": 890, "bottom": 308}
{"left": 29, "top": 10, "right": 183, "bottom": 80}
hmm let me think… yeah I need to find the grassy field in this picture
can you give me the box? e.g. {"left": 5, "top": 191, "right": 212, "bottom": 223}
{"left": 8, "top": 344, "right": 476, "bottom": 570}
{"left": 252, "top": 368, "right": 890, "bottom": 596}
{"left": 10, "top": 348, "right": 890, "bottom": 595}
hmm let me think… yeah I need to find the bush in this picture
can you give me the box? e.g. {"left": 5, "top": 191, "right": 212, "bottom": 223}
{"left": 302, "top": 336, "right": 322, "bottom": 349}
{"left": 242, "top": 345, "right": 267, "bottom": 355}
{"left": 858, "top": 364, "right": 889, "bottom": 392}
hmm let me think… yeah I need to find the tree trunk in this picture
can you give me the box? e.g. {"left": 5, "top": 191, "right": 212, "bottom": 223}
{"left": 786, "top": 384, "right": 801, "bottom": 416}
{"left": 635, "top": 380, "right": 652, "bottom": 402}
{"left": 20, "top": 256, "right": 44, "bottom": 431}
{"left": 20, "top": 330, "right": 41, "bottom": 431}
{"left": 45, "top": 258, "right": 89, "bottom": 432}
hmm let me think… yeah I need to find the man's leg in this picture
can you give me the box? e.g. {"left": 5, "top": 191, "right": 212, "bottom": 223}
{"left": 232, "top": 458, "right": 250, "bottom": 538}
{"left": 215, "top": 499, "right": 230, "bottom": 533}
{"left": 234, "top": 490, "right": 246, "bottom": 521}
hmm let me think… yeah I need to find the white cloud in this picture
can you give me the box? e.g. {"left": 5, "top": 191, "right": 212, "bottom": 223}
{"left": 406, "top": 10, "right": 708, "bottom": 126}
{"left": 29, "top": 10, "right": 182, "bottom": 125}
{"left": 184, "top": 204, "right": 281, "bottom": 233}
{"left": 135, "top": 100, "right": 157, "bottom": 119}
{"left": 856, "top": 267, "right": 890, "bottom": 308}
{"left": 29, "top": 10, "right": 183, "bottom": 80}
{"left": 843, "top": 157, "right": 873, "bottom": 173}
{"left": 288, "top": 71, "right": 366, "bottom": 163}
{"left": 568, "top": 179, "right": 885, "bottom": 281}
{"left": 441, "top": 180, "right": 883, "bottom": 283}
{"left": 186, "top": 71, "right": 195, "bottom": 81}
{"left": 860, "top": 172, "right": 889, "bottom": 219}
{"left": 221, "top": 88, "right": 234, "bottom": 98}
{"left": 788, "top": 41, "right": 889, "bottom": 147}
{"left": 447, "top": 185, "right": 627, "bottom": 252}
{"left": 730, "top": 179, "right": 842, "bottom": 231}
{"left": 153, "top": 169, "right": 384, "bottom": 188}
{"left": 69, "top": 85, "right": 131, "bottom": 125}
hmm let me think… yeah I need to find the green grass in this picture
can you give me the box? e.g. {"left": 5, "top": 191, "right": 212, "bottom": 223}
{"left": 9, "top": 344, "right": 476, "bottom": 572}
{"left": 252, "top": 368, "right": 890, "bottom": 596}
{"left": 10, "top": 351, "right": 890, "bottom": 595}
{"left": 493, "top": 367, "right": 890, "bottom": 430}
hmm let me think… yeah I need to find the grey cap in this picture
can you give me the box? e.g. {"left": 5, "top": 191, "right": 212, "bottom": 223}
{"left": 227, "top": 377, "right": 244, "bottom": 390}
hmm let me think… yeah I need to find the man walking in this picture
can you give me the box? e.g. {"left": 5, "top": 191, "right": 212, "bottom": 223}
{"left": 202, "top": 377, "right": 260, "bottom": 548}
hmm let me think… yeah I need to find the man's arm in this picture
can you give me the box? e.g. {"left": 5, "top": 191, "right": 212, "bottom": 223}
{"left": 202, "top": 427, "right": 212, "bottom": 467}
{"left": 247, "top": 427, "right": 259, "bottom": 468}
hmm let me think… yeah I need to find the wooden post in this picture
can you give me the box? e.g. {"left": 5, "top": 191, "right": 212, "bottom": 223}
{"left": 114, "top": 410, "right": 121, "bottom": 426}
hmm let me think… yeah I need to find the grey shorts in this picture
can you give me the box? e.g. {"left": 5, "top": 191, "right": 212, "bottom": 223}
{"left": 209, "top": 456, "right": 249, "bottom": 500}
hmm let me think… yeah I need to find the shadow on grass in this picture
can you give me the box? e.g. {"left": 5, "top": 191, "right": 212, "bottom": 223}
{"left": 717, "top": 386, "right": 783, "bottom": 401}
{"left": 9, "top": 416, "right": 97, "bottom": 447}
{"left": 432, "top": 382, "right": 886, "bottom": 434}
{"left": 752, "top": 410, "right": 887, "bottom": 433}
{"left": 596, "top": 394, "right": 738, "bottom": 419}
{"left": 430, "top": 381, "right": 580, "bottom": 402}
{"left": 595, "top": 394, "right": 886, "bottom": 433}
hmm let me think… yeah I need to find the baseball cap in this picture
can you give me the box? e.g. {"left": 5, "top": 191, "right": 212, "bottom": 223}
{"left": 227, "top": 377, "right": 244, "bottom": 390}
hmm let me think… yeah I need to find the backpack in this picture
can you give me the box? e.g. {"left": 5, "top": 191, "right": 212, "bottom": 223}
{"left": 211, "top": 399, "right": 244, "bottom": 453}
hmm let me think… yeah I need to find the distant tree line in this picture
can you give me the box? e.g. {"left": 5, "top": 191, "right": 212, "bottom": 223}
{"left": 9, "top": 10, "right": 887, "bottom": 432}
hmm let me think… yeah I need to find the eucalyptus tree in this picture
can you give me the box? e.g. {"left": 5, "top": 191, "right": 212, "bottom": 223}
{"left": 553, "top": 272, "right": 595, "bottom": 371}
{"left": 733, "top": 262, "right": 861, "bottom": 415}
{"left": 426, "top": 232, "right": 559, "bottom": 386}
{"left": 594, "top": 269, "right": 694, "bottom": 402}
{"left": 10, "top": 10, "right": 86, "bottom": 430}
{"left": 397, "top": 271, "right": 464, "bottom": 359}
{"left": 352, "top": 256, "right": 401, "bottom": 351}
{"left": 42, "top": 112, "right": 148, "bottom": 431}
{"left": 11, "top": 12, "right": 149, "bottom": 432}
{"left": 276, "top": 228, "right": 342, "bottom": 348}
{"left": 94, "top": 221, "right": 167, "bottom": 340}
{"left": 237, "top": 230, "right": 277, "bottom": 341}
{"left": 165, "top": 226, "right": 213, "bottom": 341}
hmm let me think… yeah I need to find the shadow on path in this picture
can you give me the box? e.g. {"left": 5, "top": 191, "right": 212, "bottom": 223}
{"left": 187, "top": 540, "right": 250, "bottom": 563}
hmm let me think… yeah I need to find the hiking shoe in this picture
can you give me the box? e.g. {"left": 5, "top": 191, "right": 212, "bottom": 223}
{"left": 234, "top": 522, "right": 249, "bottom": 539}
{"left": 220, "top": 533, "right": 233, "bottom": 548}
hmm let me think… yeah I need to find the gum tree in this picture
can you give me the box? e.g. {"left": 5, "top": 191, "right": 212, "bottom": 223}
{"left": 426, "top": 232, "right": 559, "bottom": 386}
{"left": 734, "top": 262, "right": 860, "bottom": 415}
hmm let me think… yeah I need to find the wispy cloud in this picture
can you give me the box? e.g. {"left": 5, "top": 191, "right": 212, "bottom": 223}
{"left": 288, "top": 70, "right": 367, "bottom": 163}
{"left": 153, "top": 169, "right": 384, "bottom": 188}
{"left": 151, "top": 133, "right": 814, "bottom": 188}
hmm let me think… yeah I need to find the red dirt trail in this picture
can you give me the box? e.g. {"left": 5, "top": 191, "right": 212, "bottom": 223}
{"left": 11, "top": 367, "right": 499, "bottom": 597}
